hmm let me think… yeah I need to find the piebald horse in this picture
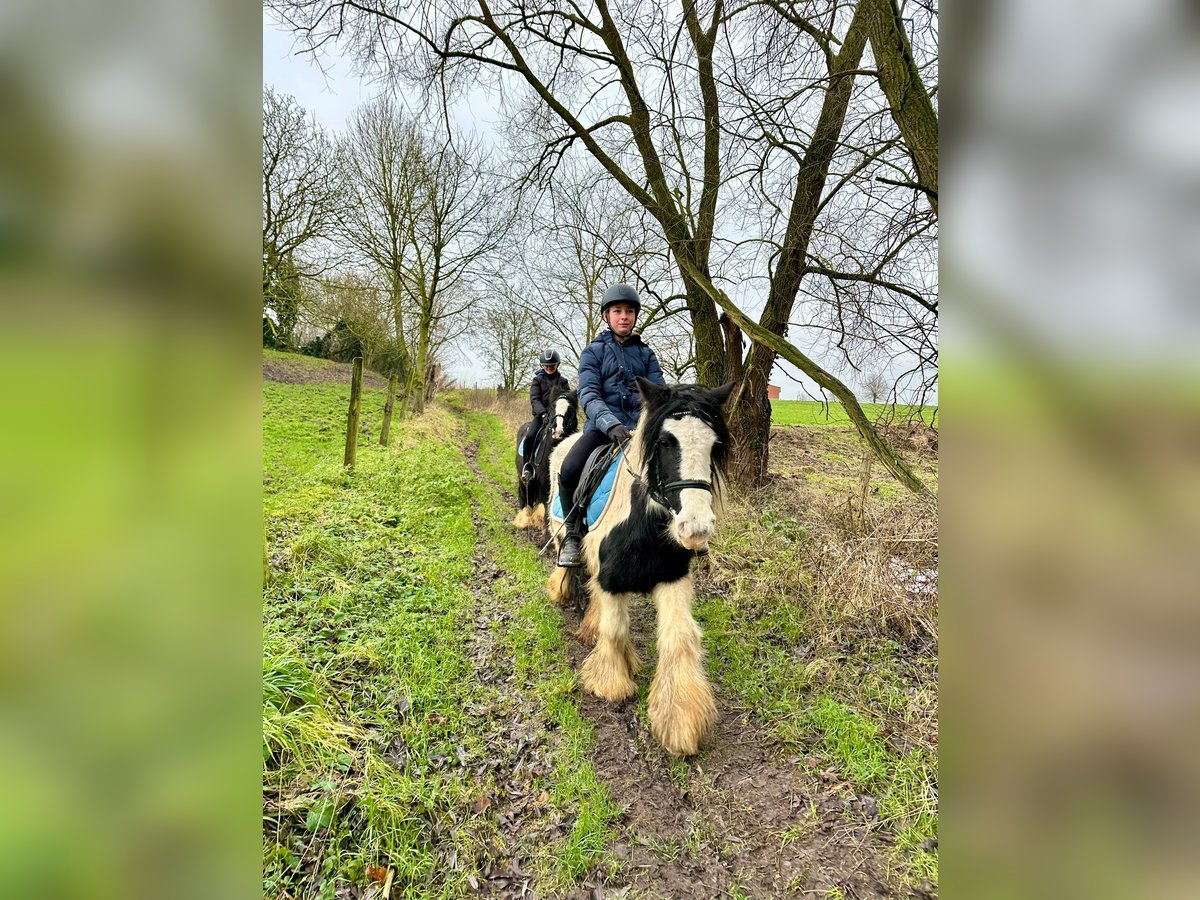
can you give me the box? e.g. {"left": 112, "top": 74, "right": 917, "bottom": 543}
{"left": 513, "top": 384, "right": 579, "bottom": 531}
{"left": 547, "top": 377, "right": 734, "bottom": 756}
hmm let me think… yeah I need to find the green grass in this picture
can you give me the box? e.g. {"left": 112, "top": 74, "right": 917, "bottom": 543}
{"left": 771, "top": 399, "right": 937, "bottom": 427}
{"left": 263, "top": 382, "right": 482, "bottom": 898}
{"left": 691, "top": 558, "right": 933, "bottom": 888}
{"left": 263, "top": 383, "right": 616, "bottom": 898}
{"left": 263, "top": 380, "right": 937, "bottom": 895}
{"left": 698, "top": 494, "right": 939, "bottom": 889}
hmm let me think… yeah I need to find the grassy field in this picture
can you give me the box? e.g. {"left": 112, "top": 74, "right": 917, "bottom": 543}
{"left": 263, "top": 380, "right": 618, "bottom": 899}
{"left": 263, "top": 358, "right": 938, "bottom": 898}
{"left": 771, "top": 399, "right": 937, "bottom": 427}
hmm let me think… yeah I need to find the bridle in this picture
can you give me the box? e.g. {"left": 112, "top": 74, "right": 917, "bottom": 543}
{"left": 648, "top": 472, "right": 714, "bottom": 511}
{"left": 617, "top": 412, "right": 718, "bottom": 511}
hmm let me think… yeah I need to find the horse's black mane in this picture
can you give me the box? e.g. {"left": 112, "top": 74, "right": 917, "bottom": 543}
{"left": 548, "top": 378, "right": 572, "bottom": 408}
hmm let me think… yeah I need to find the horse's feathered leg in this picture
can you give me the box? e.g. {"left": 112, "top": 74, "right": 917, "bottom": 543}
{"left": 575, "top": 583, "right": 600, "bottom": 646}
{"left": 579, "top": 583, "right": 640, "bottom": 702}
{"left": 547, "top": 565, "right": 572, "bottom": 605}
{"left": 648, "top": 575, "right": 718, "bottom": 756}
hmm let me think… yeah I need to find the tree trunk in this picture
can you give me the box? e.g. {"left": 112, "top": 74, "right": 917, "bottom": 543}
{"left": 726, "top": 3, "right": 872, "bottom": 489}
{"left": 720, "top": 313, "right": 744, "bottom": 386}
{"left": 682, "top": 272, "right": 726, "bottom": 387}
{"left": 728, "top": 358, "right": 773, "bottom": 487}
{"left": 424, "top": 362, "right": 438, "bottom": 405}
{"left": 379, "top": 374, "right": 398, "bottom": 446}
{"left": 411, "top": 321, "right": 431, "bottom": 415}
{"left": 344, "top": 357, "right": 363, "bottom": 468}
{"left": 720, "top": 311, "right": 769, "bottom": 487}
{"left": 863, "top": 0, "right": 938, "bottom": 215}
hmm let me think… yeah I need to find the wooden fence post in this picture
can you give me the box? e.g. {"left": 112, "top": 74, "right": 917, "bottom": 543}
{"left": 344, "top": 357, "right": 363, "bottom": 468}
{"left": 379, "top": 374, "right": 398, "bottom": 446}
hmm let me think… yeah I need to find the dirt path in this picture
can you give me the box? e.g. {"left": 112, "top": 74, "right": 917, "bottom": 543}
{"left": 462, "top": 430, "right": 906, "bottom": 899}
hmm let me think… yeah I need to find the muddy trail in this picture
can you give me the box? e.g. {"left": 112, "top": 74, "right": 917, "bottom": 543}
{"left": 460, "top": 433, "right": 907, "bottom": 899}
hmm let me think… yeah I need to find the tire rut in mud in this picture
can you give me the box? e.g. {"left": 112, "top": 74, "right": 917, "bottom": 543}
{"left": 462, "top": 426, "right": 906, "bottom": 899}
{"left": 461, "top": 435, "right": 618, "bottom": 898}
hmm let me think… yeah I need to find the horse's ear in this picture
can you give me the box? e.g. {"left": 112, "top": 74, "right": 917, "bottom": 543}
{"left": 710, "top": 381, "right": 736, "bottom": 407}
{"left": 636, "top": 376, "right": 670, "bottom": 408}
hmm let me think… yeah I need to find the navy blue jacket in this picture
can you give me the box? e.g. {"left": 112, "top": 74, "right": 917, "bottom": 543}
{"left": 577, "top": 330, "right": 666, "bottom": 435}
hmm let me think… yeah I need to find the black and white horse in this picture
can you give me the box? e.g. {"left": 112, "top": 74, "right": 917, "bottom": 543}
{"left": 547, "top": 377, "right": 734, "bottom": 756}
{"left": 513, "top": 385, "right": 579, "bottom": 531}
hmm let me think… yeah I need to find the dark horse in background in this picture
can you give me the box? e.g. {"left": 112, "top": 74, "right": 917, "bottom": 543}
{"left": 513, "top": 383, "right": 578, "bottom": 532}
{"left": 546, "top": 377, "right": 734, "bottom": 756}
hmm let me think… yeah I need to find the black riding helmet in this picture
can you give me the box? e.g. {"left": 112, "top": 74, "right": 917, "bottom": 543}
{"left": 599, "top": 283, "right": 642, "bottom": 316}
{"left": 538, "top": 349, "right": 561, "bottom": 366}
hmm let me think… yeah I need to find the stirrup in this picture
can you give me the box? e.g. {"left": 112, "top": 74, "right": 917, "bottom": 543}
{"left": 556, "top": 534, "right": 582, "bottom": 568}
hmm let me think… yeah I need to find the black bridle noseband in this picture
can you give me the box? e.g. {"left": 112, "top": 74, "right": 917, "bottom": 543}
{"left": 649, "top": 476, "right": 714, "bottom": 509}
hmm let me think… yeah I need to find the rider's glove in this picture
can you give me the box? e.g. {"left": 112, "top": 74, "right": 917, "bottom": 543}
{"left": 607, "top": 423, "right": 632, "bottom": 444}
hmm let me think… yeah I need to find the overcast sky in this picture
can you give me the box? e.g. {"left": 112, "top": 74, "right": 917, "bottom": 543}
{"left": 263, "top": 11, "right": 937, "bottom": 405}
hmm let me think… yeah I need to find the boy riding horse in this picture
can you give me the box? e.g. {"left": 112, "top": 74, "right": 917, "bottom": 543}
{"left": 556, "top": 284, "right": 666, "bottom": 567}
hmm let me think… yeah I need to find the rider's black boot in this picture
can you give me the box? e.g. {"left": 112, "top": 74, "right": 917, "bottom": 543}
{"left": 556, "top": 508, "right": 585, "bottom": 568}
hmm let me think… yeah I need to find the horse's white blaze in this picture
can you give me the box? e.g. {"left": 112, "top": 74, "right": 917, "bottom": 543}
{"left": 661, "top": 417, "right": 718, "bottom": 550}
{"left": 553, "top": 396, "right": 570, "bottom": 438}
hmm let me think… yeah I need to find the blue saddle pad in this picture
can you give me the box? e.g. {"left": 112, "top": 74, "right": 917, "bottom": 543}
{"left": 517, "top": 434, "right": 526, "bottom": 457}
{"left": 551, "top": 450, "right": 622, "bottom": 527}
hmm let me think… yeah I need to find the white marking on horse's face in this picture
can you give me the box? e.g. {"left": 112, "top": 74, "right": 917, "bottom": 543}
{"left": 553, "top": 396, "right": 570, "bottom": 438}
{"left": 661, "top": 417, "right": 718, "bottom": 550}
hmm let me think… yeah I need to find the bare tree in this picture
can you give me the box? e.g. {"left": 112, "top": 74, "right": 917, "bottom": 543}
{"left": 472, "top": 284, "right": 546, "bottom": 393}
{"left": 268, "top": 0, "right": 933, "bottom": 492}
{"left": 337, "top": 97, "right": 510, "bottom": 411}
{"left": 516, "top": 164, "right": 683, "bottom": 367}
{"left": 862, "top": 369, "right": 890, "bottom": 404}
{"left": 401, "top": 132, "right": 510, "bottom": 411}
{"left": 336, "top": 96, "right": 422, "bottom": 389}
{"left": 262, "top": 87, "right": 343, "bottom": 346}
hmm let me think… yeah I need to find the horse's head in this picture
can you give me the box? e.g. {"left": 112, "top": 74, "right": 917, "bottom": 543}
{"left": 550, "top": 388, "right": 579, "bottom": 440}
{"left": 634, "top": 377, "right": 736, "bottom": 552}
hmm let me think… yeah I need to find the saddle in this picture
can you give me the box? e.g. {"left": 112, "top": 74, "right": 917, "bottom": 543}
{"left": 552, "top": 443, "right": 623, "bottom": 527}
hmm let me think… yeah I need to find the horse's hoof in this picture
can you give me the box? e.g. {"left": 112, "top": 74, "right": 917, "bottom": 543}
{"left": 649, "top": 680, "right": 718, "bottom": 757}
{"left": 547, "top": 567, "right": 571, "bottom": 605}
{"left": 580, "top": 656, "right": 637, "bottom": 703}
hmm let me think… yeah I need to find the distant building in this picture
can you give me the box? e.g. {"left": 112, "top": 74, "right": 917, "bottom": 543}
{"left": 767, "top": 384, "right": 781, "bottom": 399}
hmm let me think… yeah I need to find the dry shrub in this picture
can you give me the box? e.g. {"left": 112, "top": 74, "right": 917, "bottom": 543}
{"left": 456, "top": 388, "right": 529, "bottom": 434}
{"left": 710, "top": 478, "right": 938, "bottom": 646}
{"left": 880, "top": 422, "right": 939, "bottom": 457}
{"left": 808, "top": 494, "right": 938, "bottom": 642}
